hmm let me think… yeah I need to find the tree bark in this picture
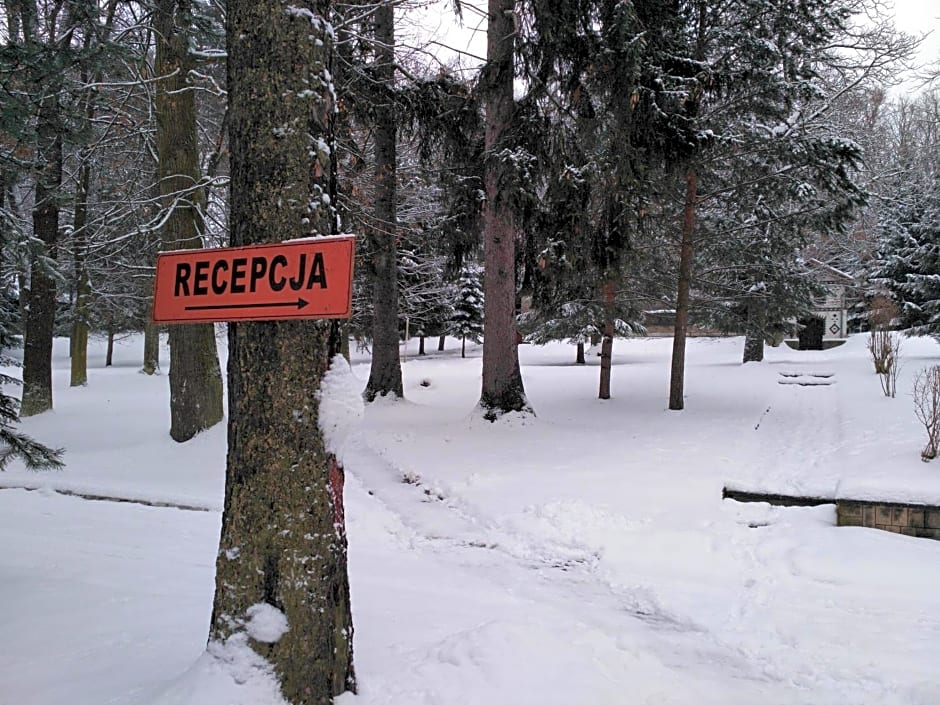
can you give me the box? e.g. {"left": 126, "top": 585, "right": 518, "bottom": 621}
{"left": 576, "top": 341, "right": 585, "bottom": 364}
{"left": 69, "top": 0, "right": 118, "bottom": 389}
{"left": 668, "top": 168, "right": 697, "bottom": 412}
{"left": 70, "top": 159, "right": 91, "bottom": 387}
{"left": 438, "top": 334, "right": 446, "bottom": 351}
{"left": 598, "top": 282, "right": 615, "bottom": 399}
{"left": 142, "top": 321, "right": 160, "bottom": 374}
{"left": 211, "top": 2, "right": 355, "bottom": 702}
{"left": 461, "top": 336, "right": 466, "bottom": 358}
{"left": 743, "top": 303, "right": 765, "bottom": 363}
{"left": 21, "top": 96, "right": 62, "bottom": 417}
{"left": 363, "top": 1, "right": 402, "bottom": 402}
{"left": 155, "top": 0, "right": 223, "bottom": 442}
{"left": 418, "top": 335, "right": 425, "bottom": 355}
{"left": 480, "top": 0, "right": 529, "bottom": 419}
{"left": 105, "top": 328, "right": 114, "bottom": 367}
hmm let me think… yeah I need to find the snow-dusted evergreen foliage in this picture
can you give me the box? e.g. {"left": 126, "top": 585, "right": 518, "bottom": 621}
{"left": 449, "top": 267, "right": 484, "bottom": 357}
{"left": 0, "top": 294, "right": 63, "bottom": 470}
{"left": 871, "top": 176, "right": 940, "bottom": 337}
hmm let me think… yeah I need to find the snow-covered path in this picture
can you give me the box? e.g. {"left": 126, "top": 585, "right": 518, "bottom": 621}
{"left": 1, "top": 334, "right": 939, "bottom": 705}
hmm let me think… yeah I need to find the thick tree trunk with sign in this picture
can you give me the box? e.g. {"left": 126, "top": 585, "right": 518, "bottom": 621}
{"left": 155, "top": 0, "right": 223, "bottom": 442}
{"left": 364, "top": 1, "right": 403, "bottom": 402}
{"left": 480, "top": 0, "right": 531, "bottom": 420}
{"left": 210, "top": 1, "right": 356, "bottom": 703}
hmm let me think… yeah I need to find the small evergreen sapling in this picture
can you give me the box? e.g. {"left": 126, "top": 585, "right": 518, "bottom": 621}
{"left": 449, "top": 268, "right": 484, "bottom": 358}
{"left": 0, "top": 299, "right": 63, "bottom": 470}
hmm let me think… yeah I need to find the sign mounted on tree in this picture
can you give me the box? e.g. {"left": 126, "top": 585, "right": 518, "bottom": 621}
{"left": 152, "top": 237, "right": 355, "bottom": 323}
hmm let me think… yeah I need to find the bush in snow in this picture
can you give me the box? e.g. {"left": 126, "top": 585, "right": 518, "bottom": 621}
{"left": 913, "top": 366, "right": 940, "bottom": 462}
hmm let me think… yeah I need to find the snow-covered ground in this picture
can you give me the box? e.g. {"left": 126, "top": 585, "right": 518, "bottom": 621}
{"left": 1, "top": 332, "right": 939, "bottom": 705}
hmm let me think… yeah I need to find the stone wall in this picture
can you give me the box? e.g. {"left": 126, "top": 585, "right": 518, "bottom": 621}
{"left": 837, "top": 501, "right": 940, "bottom": 539}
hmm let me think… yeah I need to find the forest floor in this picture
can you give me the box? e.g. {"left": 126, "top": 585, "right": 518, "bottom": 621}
{"left": 1, "top": 332, "right": 939, "bottom": 705}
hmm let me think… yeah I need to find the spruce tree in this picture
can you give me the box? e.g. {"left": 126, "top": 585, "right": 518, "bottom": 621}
{"left": 450, "top": 267, "right": 484, "bottom": 358}
{"left": 871, "top": 176, "right": 940, "bottom": 337}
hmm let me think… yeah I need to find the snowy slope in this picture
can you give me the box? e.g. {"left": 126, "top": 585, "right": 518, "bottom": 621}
{"left": 1, "top": 333, "right": 939, "bottom": 705}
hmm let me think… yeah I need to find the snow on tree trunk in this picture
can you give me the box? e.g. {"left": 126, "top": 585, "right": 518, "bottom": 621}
{"left": 669, "top": 169, "right": 697, "bottom": 412}
{"left": 210, "top": 1, "right": 356, "bottom": 702}
{"left": 155, "top": 0, "right": 223, "bottom": 443}
{"left": 480, "top": 0, "right": 530, "bottom": 420}
{"left": 364, "top": 1, "right": 403, "bottom": 402}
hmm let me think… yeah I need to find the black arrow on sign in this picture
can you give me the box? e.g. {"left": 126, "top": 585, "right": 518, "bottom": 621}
{"left": 184, "top": 297, "right": 310, "bottom": 312}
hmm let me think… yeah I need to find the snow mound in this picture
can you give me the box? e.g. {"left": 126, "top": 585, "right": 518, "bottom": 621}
{"left": 319, "top": 355, "right": 364, "bottom": 459}
{"left": 145, "top": 635, "right": 287, "bottom": 705}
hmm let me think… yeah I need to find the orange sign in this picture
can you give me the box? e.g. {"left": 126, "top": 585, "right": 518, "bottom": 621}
{"left": 152, "top": 237, "right": 355, "bottom": 323}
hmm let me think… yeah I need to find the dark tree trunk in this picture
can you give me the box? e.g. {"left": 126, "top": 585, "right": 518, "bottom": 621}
{"left": 363, "top": 1, "right": 402, "bottom": 402}
{"left": 598, "top": 282, "right": 615, "bottom": 399}
{"left": 142, "top": 320, "right": 160, "bottom": 375}
{"left": 211, "top": 1, "right": 355, "bottom": 702}
{"left": 576, "top": 341, "right": 585, "bottom": 364}
{"left": 105, "top": 328, "right": 114, "bottom": 367}
{"left": 743, "top": 303, "right": 765, "bottom": 363}
{"left": 438, "top": 334, "right": 446, "bottom": 351}
{"left": 461, "top": 336, "right": 466, "bottom": 358}
{"left": 480, "top": 0, "right": 529, "bottom": 420}
{"left": 668, "top": 169, "right": 697, "bottom": 411}
{"left": 155, "top": 0, "right": 223, "bottom": 442}
{"left": 21, "top": 98, "right": 62, "bottom": 417}
{"left": 418, "top": 335, "right": 425, "bottom": 355}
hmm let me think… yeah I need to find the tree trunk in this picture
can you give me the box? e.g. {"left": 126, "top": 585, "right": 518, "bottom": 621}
{"left": 155, "top": 0, "right": 223, "bottom": 442}
{"left": 598, "top": 282, "right": 615, "bottom": 399}
{"left": 21, "top": 97, "right": 62, "bottom": 417}
{"left": 418, "top": 335, "right": 425, "bottom": 355}
{"left": 69, "top": 0, "right": 117, "bottom": 389}
{"left": 211, "top": 1, "right": 355, "bottom": 702}
{"left": 668, "top": 168, "right": 697, "bottom": 412}
{"left": 142, "top": 321, "right": 160, "bottom": 374}
{"left": 743, "top": 304, "right": 765, "bottom": 363}
{"left": 438, "top": 334, "right": 446, "bottom": 351}
{"left": 480, "top": 0, "right": 529, "bottom": 419}
{"left": 576, "top": 341, "right": 585, "bottom": 364}
{"left": 105, "top": 328, "right": 114, "bottom": 367}
{"left": 461, "top": 336, "right": 466, "bottom": 358}
{"left": 364, "top": 1, "right": 403, "bottom": 402}
{"left": 70, "top": 160, "right": 92, "bottom": 387}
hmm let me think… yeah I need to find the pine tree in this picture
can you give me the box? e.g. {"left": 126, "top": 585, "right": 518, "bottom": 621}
{"left": 450, "top": 268, "right": 484, "bottom": 358}
{"left": 0, "top": 291, "right": 62, "bottom": 470}
{"left": 871, "top": 176, "right": 940, "bottom": 337}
